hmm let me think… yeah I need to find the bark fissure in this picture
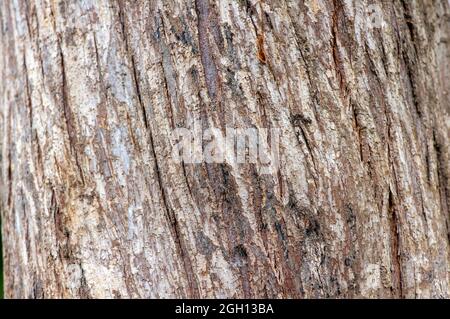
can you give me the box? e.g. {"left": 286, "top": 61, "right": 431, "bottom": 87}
{"left": 117, "top": 3, "right": 149, "bottom": 129}
{"left": 388, "top": 189, "right": 403, "bottom": 298}
{"left": 331, "top": 0, "right": 346, "bottom": 94}
{"left": 194, "top": 0, "right": 221, "bottom": 103}
{"left": 58, "top": 42, "right": 84, "bottom": 185}
{"left": 23, "top": 53, "right": 33, "bottom": 132}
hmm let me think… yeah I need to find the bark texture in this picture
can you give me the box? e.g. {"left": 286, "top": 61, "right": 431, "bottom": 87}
{"left": 1, "top": 0, "right": 449, "bottom": 298}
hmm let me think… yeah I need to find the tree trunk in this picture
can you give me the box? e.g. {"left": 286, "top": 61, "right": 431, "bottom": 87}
{"left": 0, "top": 0, "right": 449, "bottom": 299}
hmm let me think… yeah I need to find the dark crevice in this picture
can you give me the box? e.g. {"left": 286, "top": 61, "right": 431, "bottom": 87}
{"left": 117, "top": 3, "right": 149, "bottom": 129}
{"left": 291, "top": 115, "right": 318, "bottom": 179}
{"left": 35, "top": 132, "right": 44, "bottom": 177}
{"left": 446, "top": 220, "right": 450, "bottom": 249}
{"left": 181, "top": 162, "right": 194, "bottom": 201}
{"left": 400, "top": 0, "right": 416, "bottom": 45}
{"left": 380, "top": 40, "right": 390, "bottom": 77}
{"left": 384, "top": 92, "right": 404, "bottom": 297}
{"left": 433, "top": 131, "right": 449, "bottom": 241}
{"left": 402, "top": 52, "right": 422, "bottom": 118}
{"left": 159, "top": 60, "right": 176, "bottom": 129}
{"left": 23, "top": 53, "right": 33, "bottom": 132}
{"left": 7, "top": 106, "right": 13, "bottom": 208}
{"left": 78, "top": 262, "right": 91, "bottom": 298}
{"left": 388, "top": 189, "right": 404, "bottom": 298}
{"left": 351, "top": 101, "right": 364, "bottom": 163}
{"left": 92, "top": 32, "right": 103, "bottom": 83}
{"left": 290, "top": 113, "right": 319, "bottom": 191}
{"left": 424, "top": 145, "right": 431, "bottom": 184}
{"left": 331, "top": 0, "right": 346, "bottom": 95}
{"left": 298, "top": 126, "right": 315, "bottom": 168}
{"left": 398, "top": 0, "right": 422, "bottom": 119}
{"left": 57, "top": 39, "right": 85, "bottom": 185}
{"left": 194, "top": 0, "right": 221, "bottom": 104}
{"left": 51, "top": 188, "right": 67, "bottom": 260}
{"left": 131, "top": 54, "right": 148, "bottom": 129}
{"left": 23, "top": 1, "right": 32, "bottom": 39}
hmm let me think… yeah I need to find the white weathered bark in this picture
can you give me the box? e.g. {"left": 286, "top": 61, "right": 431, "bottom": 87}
{"left": 0, "top": 0, "right": 449, "bottom": 298}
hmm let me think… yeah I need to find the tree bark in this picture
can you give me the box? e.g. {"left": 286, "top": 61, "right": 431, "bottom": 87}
{"left": 0, "top": 0, "right": 449, "bottom": 298}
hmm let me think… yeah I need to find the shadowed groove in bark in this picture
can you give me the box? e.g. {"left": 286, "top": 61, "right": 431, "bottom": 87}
{"left": 195, "top": 0, "right": 221, "bottom": 103}
{"left": 57, "top": 37, "right": 85, "bottom": 185}
{"left": 387, "top": 189, "right": 403, "bottom": 298}
{"left": 117, "top": 2, "right": 149, "bottom": 130}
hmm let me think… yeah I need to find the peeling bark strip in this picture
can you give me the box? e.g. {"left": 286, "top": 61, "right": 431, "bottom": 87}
{"left": 0, "top": 0, "right": 449, "bottom": 298}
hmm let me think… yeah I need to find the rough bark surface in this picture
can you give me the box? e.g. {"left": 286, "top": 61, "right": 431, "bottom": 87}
{"left": 0, "top": 0, "right": 449, "bottom": 298}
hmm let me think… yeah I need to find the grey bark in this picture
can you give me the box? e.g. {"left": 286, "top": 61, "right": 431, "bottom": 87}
{"left": 0, "top": 0, "right": 449, "bottom": 298}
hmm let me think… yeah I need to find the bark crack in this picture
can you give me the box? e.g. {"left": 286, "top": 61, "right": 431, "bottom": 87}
{"left": 388, "top": 189, "right": 404, "bottom": 298}
{"left": 58, "top": 44, "right": 85, "bottom": 185}
{"left": 117, "top": 2, "right": 149, "bottom": 129}
{"left": 351, "top": 101, "right": 364, "bottom": 163}
{"left": 23, "top": 53, "right": 33, "bottom": 132}
{"left": 194, "top": 0, "right": 221, "bottom": 104}
{"left": 331, "top": 0, "right": 346, "bottom": 95}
